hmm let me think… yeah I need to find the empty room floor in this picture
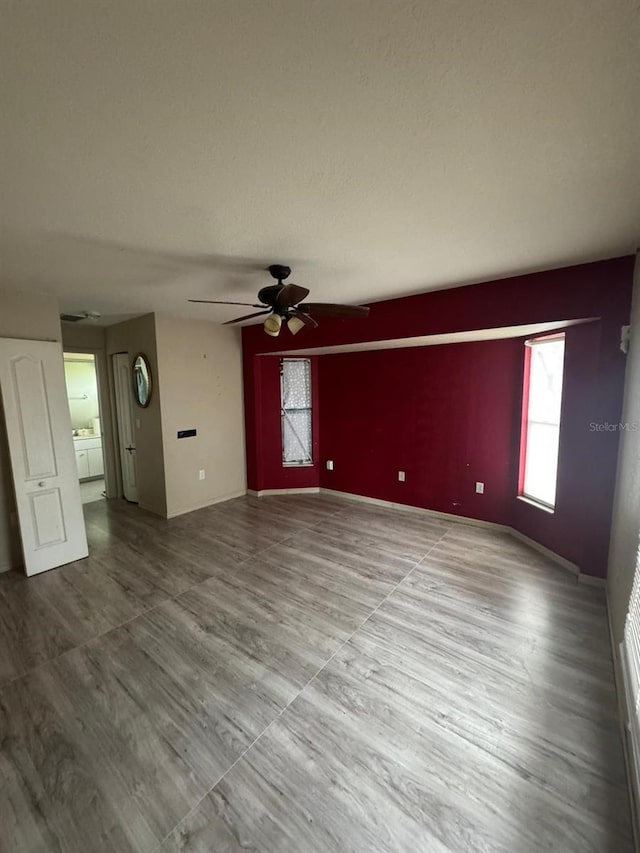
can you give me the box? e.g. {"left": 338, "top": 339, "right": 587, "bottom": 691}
{"left": 0, "top": 494, "right": 631, "bottom": 852}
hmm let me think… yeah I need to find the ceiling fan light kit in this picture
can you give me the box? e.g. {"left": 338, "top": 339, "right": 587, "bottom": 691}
{"left": 264, "top": 314, "right": 283, "bottom": 337}
{"left": 287, "top": 315, "right": 306, "bottom": 336}
{"left": 189, "top": 263, "right": 370, "bottom": 336}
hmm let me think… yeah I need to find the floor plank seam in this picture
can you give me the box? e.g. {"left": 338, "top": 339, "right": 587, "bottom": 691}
{"left": 1, "top": 503, "right": 349, "bottom": 689}
{"left": 151, "top": 523, "right": 453, "bottom": 852}
{"left": 2, "top": 597, "right": 159, "bottom": 690}
{"left": 2, "top": 497, "right": 630, "bottom": 851}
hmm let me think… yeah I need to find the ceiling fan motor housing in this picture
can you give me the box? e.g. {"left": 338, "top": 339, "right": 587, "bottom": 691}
{"left": 257, "top": 284, "right": 285, "bottom": 308}
{"left": 258, "top": 265, "right": 293, "bottom": 311}
{"left": 267, "top": 264, "right": 291, "bottom": 281}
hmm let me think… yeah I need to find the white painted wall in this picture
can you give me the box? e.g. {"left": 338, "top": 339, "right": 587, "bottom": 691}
{"left": 608, "top": 254, "right": 640, "bottom": 645}
{"left": 155, "top": 314, "right": 246, "bottom": 518}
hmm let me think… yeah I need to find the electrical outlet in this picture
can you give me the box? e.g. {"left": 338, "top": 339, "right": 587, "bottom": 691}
{"left": 199, "top": 469, "right": 205, "bottom": 480}
{"left": 135, "top": 418, "right": 141, "bottom": 429}
{"left": 475, "top": 481, "right": 484, "bottom": 494}
{"left": 326, "top": 460, "right": 334, "bottom": 471}
{"left": 398, "top": 471, "right": 406, "bottom": 482}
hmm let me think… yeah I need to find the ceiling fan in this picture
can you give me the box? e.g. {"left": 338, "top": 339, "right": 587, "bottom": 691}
{"left": 189, "top": 264, "right": 370, "bottom": 336}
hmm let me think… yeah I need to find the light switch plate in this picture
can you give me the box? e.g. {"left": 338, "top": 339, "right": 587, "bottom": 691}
{"left": 326, "top": 460, "right": 334, "bottom": 471}
{"left": 475, "top": 481, "right": 484, "bottom": 494}
{"left": 398, "top": 471, "right": 406, "bottom": 482}
{"left": 199, "top": 469, "right": 205, "bottom": 480}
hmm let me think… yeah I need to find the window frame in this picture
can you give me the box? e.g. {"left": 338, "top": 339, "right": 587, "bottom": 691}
{"left": 280, "top": 357, "right": 313, "bottom": 467}
{"left": 518, "top": 332, "right": 566, "bottom": 511}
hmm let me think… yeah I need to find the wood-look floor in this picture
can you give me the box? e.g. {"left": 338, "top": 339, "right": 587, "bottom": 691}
{"left": 0, "top": 494, "right": 631, "bottom": 852}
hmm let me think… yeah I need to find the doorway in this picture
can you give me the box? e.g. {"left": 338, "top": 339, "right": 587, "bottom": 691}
{"left": 63, "top": 352, "right": 106, "bottom": 505}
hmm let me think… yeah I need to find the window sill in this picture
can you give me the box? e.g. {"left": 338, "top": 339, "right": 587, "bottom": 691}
{"left": 282, "top": 462, "right": 315, "bottom": 468}
{"left": 517, "top": 495, "right": 555, "bottom": 514}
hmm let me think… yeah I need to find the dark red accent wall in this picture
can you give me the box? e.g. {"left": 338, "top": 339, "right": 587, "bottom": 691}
{"left": 244, "top": 355, "right": 320, "bottom": 492}
{"left": 242, "top": 257, "right": 634, "bottom": 577}
{"left": 510, "top": 318, "right": 629, "bottom": 577}
{"left": 242, "top": 257, "right": 634, "bottom": 355}
{"left": 318, "top": 339, "right": 521, "bottom": 524}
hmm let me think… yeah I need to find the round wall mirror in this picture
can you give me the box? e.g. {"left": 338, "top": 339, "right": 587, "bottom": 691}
{"left": 132, "top": 353, "right": 152, "bottom": 408}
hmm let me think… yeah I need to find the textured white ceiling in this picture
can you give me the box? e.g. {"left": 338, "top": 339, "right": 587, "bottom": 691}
{"left": 1, "top": 1, "right": 639, "bottom": 324}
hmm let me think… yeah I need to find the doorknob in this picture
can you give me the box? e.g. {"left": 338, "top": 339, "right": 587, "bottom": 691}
{"left": 125, "top": 445, "right": 136, "bottom": 453}
{"left": 38, "top": 481, "right": 46, "bottom": 487}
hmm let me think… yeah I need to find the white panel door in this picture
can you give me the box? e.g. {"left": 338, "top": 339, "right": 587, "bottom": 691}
{"left": 0, "top": 338, "right": 89, "bottom": 576}
{"left": 113, "top": 353, "right": 138, "bottom": 502}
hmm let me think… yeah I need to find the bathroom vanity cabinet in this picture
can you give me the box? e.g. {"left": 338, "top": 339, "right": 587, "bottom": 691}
{"left": 73, "top": 435, "right": 104, "bottom": 480}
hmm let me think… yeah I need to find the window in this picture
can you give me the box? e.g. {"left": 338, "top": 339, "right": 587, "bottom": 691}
{"left": 519, "top": 334, "right": 565, "bottom": 509}
{"left": 280, "top": 358, "right": 312, "bottom": 465}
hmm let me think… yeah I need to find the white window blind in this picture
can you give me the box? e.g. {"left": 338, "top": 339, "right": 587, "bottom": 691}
{"left": 521, "top": 335, "right": 565, "bottom": 508}
{"left": 624, "top": 542, "right": 640, "bottom": 794}
{"left": 280, "top": 358, "right": 312, "bottom": 465}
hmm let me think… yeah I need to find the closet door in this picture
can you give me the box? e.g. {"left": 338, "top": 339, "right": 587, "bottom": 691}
{"left": 0, "top": 338, "right": 88, "bottom": 575}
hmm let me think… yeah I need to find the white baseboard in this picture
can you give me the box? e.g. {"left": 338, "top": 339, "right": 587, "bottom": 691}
{"left": 578, "top": 573, "right": 607, "bottom": 589}
{"left": 165, "top": 489, "right": 247, "bottom": 519}
{"left": 247, "top": 487, "right": 320, "bottom": 497}
{"left": 507, "top": 528, "right": 580, "bottom": 576}
{"left": 250, "top": 485, "right": 605, "bottom": 585}
{"left": 319, "top": 487, "right": 508, "bottom": 531}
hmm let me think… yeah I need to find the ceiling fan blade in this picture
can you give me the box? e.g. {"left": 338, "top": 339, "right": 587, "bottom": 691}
{"left": 290, "top": 308, "right": 318, "bottom": 329}
{"left": 188, "top": 299, "right": 264, "bottom": 306}
{"left": 297, "top": 303, "right": 370, "bottom": 318}
{"left": 276, "top": 283, "right": 310, "bottom": 308}
{"left": 223, "top": 310, "right": 272, "bottom": 325}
